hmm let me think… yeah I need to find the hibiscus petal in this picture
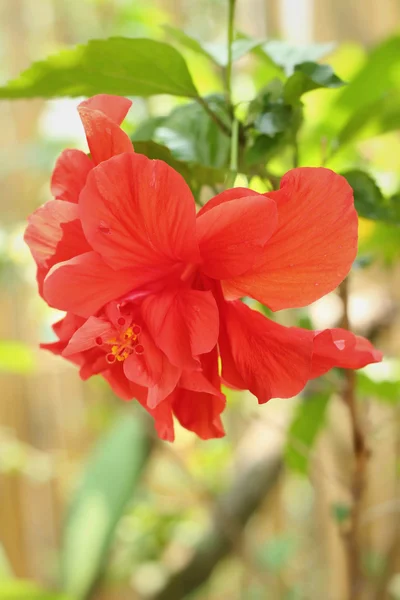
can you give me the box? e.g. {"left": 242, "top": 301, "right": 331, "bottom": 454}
{"left": 43, "top": 251, "right": 138, "bottom": 317}
{"left": 103, "top": 362, "right": 147, "bottom": 403}
{"left": 150, "top": 403, "right": 175, "bottom": 441}
{"left": 40, "top": 340, "right": 69, "bottom": 357}
{"left": 79, "top": 349, "right": 108, "bottom": 380}
{"left": 197, "top": 187, "right": 257, "bottom": 216}
{"left": 136, "top": 394, "right": 175, "bottom": 441}
{"left": 219, "top": 300, "right": 313, "bottom": 403}
{"left": 52, "top": 312, "right": 86, "bottom": 341}
{"left": 197, "top": 195, "right": 278, "bottom": 279}
{"left": 141, "top": 288, "right": 219, "bottom": 368}
{"left": 79, "top": 153, "right": 200, "bottom": 271}
{"left": 78, "top": 106, "right": 134, "bottom": 165}
{"left": 63, "top": 316, "right": 115, "bottom": 356}
{"left": 50, "top": 149, "right": 93, "bottom": 203}
{"left": 24, "top": 200, "right": 91, "bottom": 295}
{"left": 123, "top": 331, "right": 181, "bottom": 409}
{"left": 311, "top": 328, "right": 382, "bottom": 378}
{"left": 25, "top": 201, "right": 86, "bottom": 266}
{"left": 78, "top": 95, "right": 132, "bottom": 125}
{"left": 222, "top": 168, "right": 358, "bottom": 310}
{"left": 172, "top": 348, "right": 226, "bottom": 439}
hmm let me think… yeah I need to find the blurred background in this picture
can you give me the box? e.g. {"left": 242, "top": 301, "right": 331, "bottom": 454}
{"left": 0, "top": 0, "right": 400, "bottom": 599}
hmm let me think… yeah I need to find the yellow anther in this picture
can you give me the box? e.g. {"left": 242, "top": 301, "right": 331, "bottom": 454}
{"left": 104, "top": 323, "right": 143, "bottom": 363}
{"left": 123, "top": 327, "right": 134, "bottom": 340}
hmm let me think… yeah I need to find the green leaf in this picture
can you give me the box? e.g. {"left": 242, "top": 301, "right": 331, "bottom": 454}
{"left": 357, "top": 373, "right": 400, "bottom": 404}
{"left": 342, "top": 170, "right": 390, "bottom": 221}
{"left": 231, "top": 39, "right": 270, "bottom": 64}
{"left": 254, "top": 104, "right": 293, "bottom": 136}
{"left": 132, "top": 140, "right": 227, "bottom": 191}
{"left": 163, "top": 25, "right": 216, "bottom": 62}
{"left": 338, "top": 92, "right": 400, "bottom": 147}
{"left": 162, "top": 25, "right": 230, "bottom": 65}
{"left": 285, "top": 392, "right": 331, "bottom": 474}
{"left": 334, "top": 35, "right": 400, "bottom": 114}
{"left": 153, "top": 95, "right": 230, "bottom": 168}
{"left": 0, "top": 341, "right": 35, "bottom": 374}
{"left": 284, "top": 62, "right": 344, "bottom": 104}
{"left": 132, "top": 116, "right": 166, "bottom": 141}
{"left": 164, "top": 26, "right": 268, "bottom": 67}
{"left": 245, "top": 82, "right": 302, "bottom": 167}
{"left": 387, "top": 194, "right": 400, "bottom": 224}
{"left": 245, "top": 134, "right": 284, "bottom": 166}
{"left": 359, "top": 221, "right": 400, "bottom": 264}
{"left": 261, "top": 41, "right": 336, "bottom": 75}
{"left": 0, "top": 580, "right": 69, "bottom": 600}
{"left": 0, "top": 38, "right": 199, "bottom": 99}
{"left": 60, "top": 412, "right": 152, "bottom": 600}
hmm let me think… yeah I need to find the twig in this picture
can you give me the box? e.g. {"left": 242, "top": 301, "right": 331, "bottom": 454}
{"left": 371, "top": 404, "right": 400, "bottom": 600}
{"left": 195, "top": 96, "right": 231, "bottom": 137}
{"left": 149, "top": 450, "right": 282, "bottom": 600}
{"left": 339, "top": 277, "right": 370, "bottom": 600}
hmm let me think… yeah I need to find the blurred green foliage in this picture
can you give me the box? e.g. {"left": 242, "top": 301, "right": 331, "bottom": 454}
{"left": 285, "top": 391, "right": 331, "bottom": 474}
{"left": 0, "top": 341, "right": 35, "bottom": 375}
{"left": 0, "top": 2, "right": 399, "bottom": 598}
{"left": 60, "top": 412, "right": 151, "bottom": 599}
{"left": 0, "top": 580, "right": 70, "bottom": 600}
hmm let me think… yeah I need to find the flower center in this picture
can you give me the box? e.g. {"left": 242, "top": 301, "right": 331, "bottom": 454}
{"left": 97, "top": 324, "right": 143, "bottom": 364}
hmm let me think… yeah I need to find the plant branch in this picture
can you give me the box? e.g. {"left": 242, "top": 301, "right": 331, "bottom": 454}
{"left": 196, "top": 95, "right": 231, "bottom": 137}
{"left": 225, "top": 117, "right": 239, "bottom": 188}
{"left": 150, "top": 450, "right": 282, "bottom": 600}
{"left": 339, "top": 277, "right": 369, "bottom": 600}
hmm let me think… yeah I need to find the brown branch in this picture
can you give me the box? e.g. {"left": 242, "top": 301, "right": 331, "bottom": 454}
{"left": 340, "top": 277, "right": 370, "bottom": 600}
{"left": 150, "top": 450, "right": 282, "bottom": 600}
{"left": 195, "top": 96, "right": 231, "bottom": 137}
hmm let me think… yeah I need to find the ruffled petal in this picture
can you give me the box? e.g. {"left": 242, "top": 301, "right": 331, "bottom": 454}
{"left": 63, "top": 316, "right": 115, "bottom": 356}
{"left": 123, "top": 330, "right": 181, "bottom": 409}
{"left": 222, "top": 168, "right": 358, "bottom": 310}
{"left": 102, "top": 362, "right": 147, "bottom": 403}
{"left": 197, "top": 195, "right": 278, "bottom": 279}
{"left": 79, "top": 349, "right": 108, "bottom": 380}
{"left": 141, "top": 288, "right": 219, "bottom": 368}
{"left": 219, "top": 300, "right": 313, "bottom": 403}
{"left": 172, "top": 348, "right": 226, "bottom": 439}
{"left": 52, "top": 313, "right": 86, "bottom": 340}
{"left": 50, "top": 149, "right": 93, "bottom": 203}
{"left": 41, "top": 313, "right": 90, "bottom": 368}
{"left": 78, "top": 95, "right": 132, "bottom": 125}
{"left": 150, "top": 402, "right": 175, "bottom": 441}
{"left": 197, "top": 187, "right": 257, "bottom": 216}
{"left": 79, "top": 153, "right": 200, "bottom": 272}
{"left": 77, "top": 95, "right": 133, "bottom": 166}
{"left": 136, "top": 394, "right": 175, "bottom": 441}
{"left": 24, "top": 200, "right": 91, "bottom": 295}
{"left": 43, "top": 251, "right": 138, "bottom": 317}
{"left": 311, "top": 328, "right": 383, "bottom": 378}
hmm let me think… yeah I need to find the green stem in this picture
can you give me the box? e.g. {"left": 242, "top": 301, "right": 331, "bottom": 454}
{"left": 226, "top": 0, "right": 237, "bottom": 106}
{"left": 293, "top": 138, "right": 299, "bottom": 168}
{"left": 196, "top": 96, "right": 230, "bottom": 137}
{"left": 225, "top": 118, "right": 239, "bottom": 188}
{"left": 230, "top": 118, "right": 239, "bottom": 172}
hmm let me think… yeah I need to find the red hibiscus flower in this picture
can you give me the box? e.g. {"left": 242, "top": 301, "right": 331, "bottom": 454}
{"left": 25, "top": 94, "right": 382, "bottom": 441}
